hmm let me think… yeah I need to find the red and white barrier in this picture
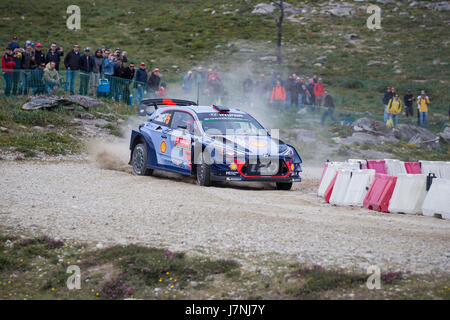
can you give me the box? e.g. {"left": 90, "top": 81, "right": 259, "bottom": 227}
{"left": 367, "top": 160, "right": 387, "bottom": 174}
{"left": 385, "top": 159, "right": 407, "bottom": 176}
{"left": 329, "top": 169, "right": 353, "bottom": 206}
{"left": 388, "top": 174, "right": 427, "bottom": 215}
{"left": 342, "top": 169, "right": 376, "bottom": 207}
{"left": 422, "top": 178, "right": 450, "bottom": 220}
{"left": 317, "top": 162, "right": 359, "bottom": 197}
{"left": 363, "top": 174, "right": 397, "bottom": 213}
{"left": 404, "top": 162, "right": 422, "bottom": 174}
{"left": 348, "top": 159, "right": 368, "bottom": 169}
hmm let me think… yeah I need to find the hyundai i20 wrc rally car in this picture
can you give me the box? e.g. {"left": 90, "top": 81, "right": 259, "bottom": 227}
{"left": 130, "top": 99, "right": 302, "bottom": 190}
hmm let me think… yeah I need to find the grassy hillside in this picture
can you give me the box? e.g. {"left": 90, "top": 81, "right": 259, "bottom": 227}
{"left": 0, "top": 0, "right": 449, "bottom": 114}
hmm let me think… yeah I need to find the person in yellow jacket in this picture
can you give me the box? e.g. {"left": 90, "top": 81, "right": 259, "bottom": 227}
{"left": 387, "top": 93, "right": 402, "bottom": 126}
{"left": 417, "top": 90, "right": 430, "bottom": 127}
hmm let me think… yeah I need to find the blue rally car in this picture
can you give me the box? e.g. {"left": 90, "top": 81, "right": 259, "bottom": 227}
{"left": 129, "top": 99, "right": 302, "bottom": 190}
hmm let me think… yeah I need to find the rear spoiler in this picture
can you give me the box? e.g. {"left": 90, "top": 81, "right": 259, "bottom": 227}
{"left": 139, "top": 98, "right": 198, "bottom": 109}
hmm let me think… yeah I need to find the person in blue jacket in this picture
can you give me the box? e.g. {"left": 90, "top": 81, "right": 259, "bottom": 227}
{"left": 134, "top": 62, "right": 148, "bottom": 105}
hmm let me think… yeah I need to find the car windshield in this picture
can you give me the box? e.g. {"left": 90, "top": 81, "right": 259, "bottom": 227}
{"left": 201, "top": 118, "right": 266, "bottom": 136}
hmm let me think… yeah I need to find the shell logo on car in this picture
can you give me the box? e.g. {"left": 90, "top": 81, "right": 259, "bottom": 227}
{"left": 160, "top": 141, "right": 167, "bottom": 154}
{"left": 250, "top": 140, "right": 268, "bottom": 148}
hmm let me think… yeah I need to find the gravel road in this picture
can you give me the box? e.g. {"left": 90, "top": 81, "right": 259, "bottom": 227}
{"left": 1, "top": 158, "right": 449, "bottom": 274}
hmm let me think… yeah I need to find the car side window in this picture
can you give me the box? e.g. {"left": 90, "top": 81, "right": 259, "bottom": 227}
{"left": 171, "top": 111, "right": 196, "bottom": 134}
{"left": 152, "top": 111, "right": 173, "bottom": 127}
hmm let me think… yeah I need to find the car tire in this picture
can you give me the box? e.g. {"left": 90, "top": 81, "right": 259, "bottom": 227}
{"left": 276, "top": 182, "right": 293, "bottom": 191}
{"left": 132, "top": 143, "right": 153, "bottom": 176}
{"left": 196, "top": 153, "right": 212, "bottom": 187}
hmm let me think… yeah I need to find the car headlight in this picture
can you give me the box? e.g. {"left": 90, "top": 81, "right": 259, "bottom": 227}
{"left": 282, "top": 146, "right": 294, "bottom": 159}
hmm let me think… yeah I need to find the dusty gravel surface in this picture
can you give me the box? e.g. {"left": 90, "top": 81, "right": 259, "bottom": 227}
{"left": 1, "top": 158, "right": 449, "bottom": 274}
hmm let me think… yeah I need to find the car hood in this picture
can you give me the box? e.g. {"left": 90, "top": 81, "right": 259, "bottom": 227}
{"left": 212, "top": 135, "right": 288, "bottom": 156}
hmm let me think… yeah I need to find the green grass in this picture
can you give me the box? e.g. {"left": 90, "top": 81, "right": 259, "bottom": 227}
{"left": 1, "top": 227, "right": 449, "bottom": 300}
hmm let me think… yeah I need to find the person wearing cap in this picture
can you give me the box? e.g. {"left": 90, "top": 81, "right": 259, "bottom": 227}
{"left": 404, "top": 89, "right": 415, "bottom": 119}
{"left": 79, "top": 47, "right": 94, "bottom": 95}
{"left": 33, "top": 43, "right": 46, "bottom": 67}
{"left": 31, "top": 62, "right": 46, "bottom": 95}
{"left": 9, "top": 37, "right": 19, "bottom": 51}
{"left": 46, "top": 43, "right": 64, "bottom": 71}
{"left": 64, "top": 44, "right": 81, "bottom": 95}
{"left": 90, "top": 49, "right": 104, "bottom": 96}
{"left": 2, "top": 47, "right": 16, "bottom": 97}
{"left": 134, "top": 62, "right": 148, "bottom": 105}
{"left": 387, "top": 93, "right": 402, "bottom": 127}
{"left": 417, "top": 90, "right": 430, "bottom": 127}
{"left": 147, "top": 68, "right": 161, "bottom": 98}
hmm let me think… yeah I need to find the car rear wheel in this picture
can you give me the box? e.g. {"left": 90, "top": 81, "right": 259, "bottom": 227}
{"left": 276, "top": 182, "right": 293, "bottom": 191}
{"left": 132, "top": 143, "right": 153, "bottom": 176}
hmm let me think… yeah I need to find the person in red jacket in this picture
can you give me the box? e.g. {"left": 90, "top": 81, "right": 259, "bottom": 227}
{"left": 270, "top": 80, "right": 286, "bottom": 109}
{"left": 2, "top": 47, "right": 16, "bottom": 97}
{"left": 314, "top": 77, "right": 324, "bottom": 107}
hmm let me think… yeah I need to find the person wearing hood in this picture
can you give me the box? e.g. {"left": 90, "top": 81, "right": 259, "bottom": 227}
{"left": 90, "top": 49, "right": 104, "bottom": 96}
{"left": 43, "top": 62, "right": 60, "bottom": 93}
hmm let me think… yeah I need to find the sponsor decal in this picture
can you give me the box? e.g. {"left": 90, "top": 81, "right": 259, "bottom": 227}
{"left": 250, "top": 140, "right": 268, "bottom": 148}
{"left": 175, "top": 137, "right": 190, "bottom": 150}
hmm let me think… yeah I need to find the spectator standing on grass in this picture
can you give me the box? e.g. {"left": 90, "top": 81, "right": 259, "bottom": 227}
{"left": 33, "top": 43, "right": 46, "bottom": 67}
{"left": 21, "top": 44, "right": 35, "bottom": 95}
{"left": 91, "top": 49, "right": 104, "bottom": 97}
{"left": 12, "top": 47, "right": 23, "bottom": 96}
{"left": 120, "top": 62, "right": 135, "bottom": 105}
{"left": 113, "top": 59, "right": 125, "bottom": 102}
{"left": 2, "top": 47, "right": 16, "bottom": 97}
{"left": 270, "top": 80, "right": 286, "bottom": 109}
{"left": 296, "top": 77, "right": 307, "bottom": 109}
{"left": 321, "top": 90, "right": 338, "bottom": 126}
{"left": 31, "top": 63, "right": 45, "bottom": 95}
{"left": 43, "top": 62, "right": 60, "bottom": 93}
{"left": 382, "top": 86, "right": 393, "bottom": 122}
{"left": 134, "top": 62, "right": 148, "bottom": 105}
{"left": 387, "top": 93, "right": 402, "bottom": 127}
{"left": 46, "top": 43, "right": 64, "bottom": 71}
{"left": 417, "top": 90, "right": 430, "bottom": 127}
{"left": 148, "top": 68, "right": 161, "bottom": 98}
{"left": 306, "top": 78, "right": 316, "bottom": 110}
{"left": 64, "top": 44, "right": 81, "bottom": 95}
{"left": 9, "top": 36, "right": 19, "bottom": 51}
{"left": 79, "top": 47, "right": 94, "bottom": 96}
{"left": 404, "top": 89, "right": 415, "bottom": 118}
{"left": 287, "top": 74, "right": 297, "bottom": 108}
{"left": 314, "top": 77, "right": 324, "bottom": 108}
{"left": 183, "top": 70, "right": 194, "bottom": 96}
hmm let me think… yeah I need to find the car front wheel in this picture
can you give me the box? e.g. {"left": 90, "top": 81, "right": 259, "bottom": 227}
{"left": 132, "top": 143, "right": 153, "bottom": 176}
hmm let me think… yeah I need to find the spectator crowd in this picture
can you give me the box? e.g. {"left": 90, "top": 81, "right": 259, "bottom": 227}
{"left": 2, "top": 36, "right": 433, "bottom": 128}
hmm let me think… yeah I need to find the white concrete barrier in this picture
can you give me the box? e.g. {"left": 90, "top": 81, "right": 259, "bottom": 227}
{"left": 420, "top": 161, "right": 450, "bottom": 179}
{"left": 422, "top": 178, "right": 450, "bottom": 220}
{"left": 347, "top": 159, "right": 368, "bottom": 169}
{"left": 329, "top": 169, "right": 353, "bottom": 206}
{"left": 388, "top": 174, "right": 427, "bottom": 215}
{"left": 342, "top": 169, "right": 376, "bottom": 207}
{"left": 385, "top": 159, "right": 407, "bottom": 176}
{"left": 317, "top": 162, "right": 360, "bottom": 197}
